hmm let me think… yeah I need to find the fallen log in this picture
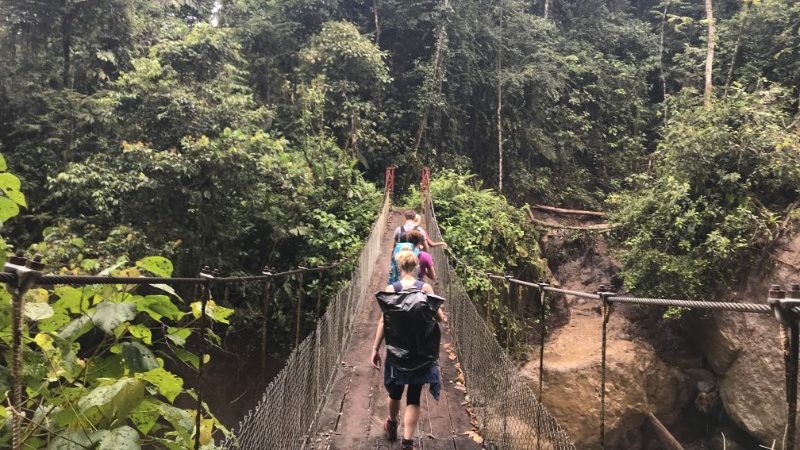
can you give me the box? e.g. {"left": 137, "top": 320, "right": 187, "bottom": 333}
{"left": 530, "top": 203, "right": 608, "bottom": 218}
{"left": 646, "top": 412, "right": 684, "bottom": 450}
{"left": 526, "top": 205, "right": 615, "bottom": 231}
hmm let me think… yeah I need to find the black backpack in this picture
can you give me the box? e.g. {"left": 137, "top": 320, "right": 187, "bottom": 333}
{"left": 376, "top": 282, "right": 444, "bottom": 372}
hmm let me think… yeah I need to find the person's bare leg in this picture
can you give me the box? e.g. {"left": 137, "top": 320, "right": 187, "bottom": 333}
{"left": 388, "top": 397, "right": 400, "bottom": 421}
{"left": 402, "top": 405, "right": 420, "bottom": 440}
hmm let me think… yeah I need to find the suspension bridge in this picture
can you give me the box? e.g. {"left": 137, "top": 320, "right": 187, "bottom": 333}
{"left": 3, "top": 168, "right": 799, "bottom": 450}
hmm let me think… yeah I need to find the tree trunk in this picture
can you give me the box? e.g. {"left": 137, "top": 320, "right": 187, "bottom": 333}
{"left": 544, "top": 0, "right": 550, "bottom": 19}
{"left": 658, "top": 1, "right": 669, "bottom": 120}
{"left": 496, "top": 0, "right": 504, "bottom": 193}
{"left": 703, "top": 0, "right": 716, "bottom": 107}
{"left": 62, "top": 1, "right": 73, "bottom": 89}
{"left": 373, "top": 0, "right": 381, "bottom": 46}
{"left": 412, "top": 0, "right": 449, "bottom": 156}
{"left": 724, "top": 3, "right": 750, "bottom": 97}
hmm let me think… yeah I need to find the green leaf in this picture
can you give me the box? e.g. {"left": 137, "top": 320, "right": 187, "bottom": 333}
{"left": 142, "top": 367, "right": 183, "bottom": 403}
{"left": 121, "top": 342, "right": 159, "bottom": 374}
{"left": 131, "top": 295, "right": 182, "bottom": 321}
{"left": 54, "top": 286, "right": 92, "bottom": 314}
{"left": 166, "top": 327, "right": 192, "bottom": 346}
{"left": 23, "top": 302, "right": 54, "bottom": 321}
{"left": 135, "top": 256, "right": 173, "bottom": 278}
{"left": 0, "top": 154, "right": 7, "bottom": 171}
{"left": 58, "top": 316, "right": 93, "bottom": 341}
{"left": 92, "top": 301, "right": 137, "bottom": 334}
{"left": 173, "top": 347, "right": 199, "bottom": 369}
{"left": 190, "top": 300, "right": 234, "bottom": 324}
{"left": 0, "top": 197, "right": 19, "bottom": 222}
{"left": 127, "top": 323, "right": 152, "bottom": 344}
{"left": 0, "top": 173, "right": 25, "bottom": 207}
{"left": 159, "top": 403, "right": 194, "bottom": 443}
{"left": 96, "top": 425, "right": 141, "bottom": 450}
{"left": 75, "top": 378, "right": 145, "bottom": 429}
{"left": 130, "top": 399, "right": 161, "bottom": 435}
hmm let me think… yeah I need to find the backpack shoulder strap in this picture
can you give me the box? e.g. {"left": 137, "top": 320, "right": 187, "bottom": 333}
{"left": 412, "top": 280, "right": 424, "bottom": 290}
{"left": 392, "top": 281, "right": 404, "bottom": 293}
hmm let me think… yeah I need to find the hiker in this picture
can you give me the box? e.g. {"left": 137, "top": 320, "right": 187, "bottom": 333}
{"left": 392, "top": 209, "right": 419, "bottom": 244}
{"left": 405, "top": 229, "right": 435, "bottom": 281}
{"left": 372, "top": 250, "right": 445, "bottom": 449}
{"left": 412, "top": 213, "right": 446, "bottom": 251}
{"left": 392, "top": 209, "right": 446, "bottom": 250}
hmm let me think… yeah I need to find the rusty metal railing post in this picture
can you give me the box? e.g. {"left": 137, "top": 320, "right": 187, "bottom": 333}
{"left": 598, "top": 285, "right": 615, "bottom": 450}
{"left": 295, "top": 269, "right": 306, "bottom": 348}
{"left": 195, "top": 266, "right": 214, "bottom": 450}
{"left": 536, "top": 282, "right": 548, "bottom": 450}
{"left": 261, "top": 267, "right": 274, "bottom": 374}
{"left": 770, "top": 283, "right": 800, "bottom": 450}
{"left": 4, "top": 253, "right": 42, "bottom": 450}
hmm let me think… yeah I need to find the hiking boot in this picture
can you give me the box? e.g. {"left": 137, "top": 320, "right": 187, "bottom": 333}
{"left": 384, "top": 418, "right": 398, "bottom": 441}
{"left": 401, "top": 438, "right": 415, "bottom": 449}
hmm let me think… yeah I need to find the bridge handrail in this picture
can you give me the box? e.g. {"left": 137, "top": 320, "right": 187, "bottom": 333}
{"left": 423, "top": 191, "right": 577, "bottom": 450}
{"left": 221, "top": 192, "right": 392, "bottom": 449}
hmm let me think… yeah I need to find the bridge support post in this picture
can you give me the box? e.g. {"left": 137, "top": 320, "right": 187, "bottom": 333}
{"left": 598, "top": 286, "right": 615, "bottom": 450}
{"left": 295, "top": 270, "right": 306, "bottom": 348}
{"left": 769, "top": 284, "right": 800, "bottom": 450}
{"left": 4, "top": 253, "right": 43, "bottom": 450}
{"left": 196, "top": 267, "right": 215, "bottom": 450}
{"left": 261, "top": 267, "right": 274, "bottom": 374}
{"left": 536, "top": 283, "right": 549, "bottom": 450}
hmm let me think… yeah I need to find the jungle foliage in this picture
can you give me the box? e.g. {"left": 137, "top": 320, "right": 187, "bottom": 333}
{"left": 0, "top": 0, "right": 799, "bottom": 442}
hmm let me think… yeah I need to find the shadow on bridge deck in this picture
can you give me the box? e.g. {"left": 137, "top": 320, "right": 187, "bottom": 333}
{"left": 309, "top": 211, "right": 481, "bottom": 450}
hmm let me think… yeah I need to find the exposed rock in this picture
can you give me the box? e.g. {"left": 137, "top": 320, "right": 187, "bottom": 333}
{"left": 525, "top": 331, "right": 689, "bottom": 449}
{"left": 697, "top": 233, "right": 800, "bottom": 445}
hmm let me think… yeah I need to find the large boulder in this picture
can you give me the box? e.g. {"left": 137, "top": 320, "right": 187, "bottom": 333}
{"left": 696, "top": 233, "right": 800, "bottom": 445}
{"left": 525, "top": 320, "right": 689, "bottom": 449}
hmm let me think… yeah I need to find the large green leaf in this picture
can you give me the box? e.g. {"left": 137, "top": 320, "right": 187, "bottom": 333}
{"left": 96, "top": 425, "right": 141, "bottom": 449}
{"left": 47, "top": 426, "right": 141, "bottom": 450}
{"left": 190, "top": 300, "right": 234, "bottom": 324}
{"left": 23, "top": 302, "right": 54, "bottom": 321}
{"left": 121, "top": 341, "right": 159, "bottom": 374}
{"left": 0, "top": 173, "right": 25, "bottom": 207}
{"left": 58, "top": 316, "right": 93, "bottom": 341}
{"left": 135, "top": 256, "right": 173, "bottom": 278}
{"left": 129, "top": 399, "right": 161, "bottom": 435}
{"left": 127, "top": 323, "right": 152, "bottom": 344}
{"left": 0, "top": 197, "right": 19, "bottom": 222}
{"left": 159, "top": 403, "right": 194, "bottom": 443}
{"left": 131, "top": 295, "right": 182, "bottom": 321}
{"left": 54, "top": 286, "right": 92, "bottom": 314}
{"left": 92, "top": 301, "right": 137, "bottom": 334}
{"left": 74, "top": 378, "right": 145, "bottom": 429}
{"left": 142, "top": 367, "right": 183, "bottom": 403}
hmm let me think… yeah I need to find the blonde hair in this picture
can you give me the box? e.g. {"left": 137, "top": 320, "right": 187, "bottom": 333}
{"left": 394, "top": 249, "right": 419, "bottom": 274}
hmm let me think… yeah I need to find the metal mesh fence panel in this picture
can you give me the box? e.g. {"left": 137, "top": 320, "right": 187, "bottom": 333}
{"left": 423, "top": 194, "right": 576, "bottom": 450}
{"left": 221, "top": 194, "right": 391, "bottom": 449}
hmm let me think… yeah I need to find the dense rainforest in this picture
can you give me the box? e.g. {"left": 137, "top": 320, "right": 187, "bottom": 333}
{"left": 0, "top": 0, "right": 799, "bottom": 448}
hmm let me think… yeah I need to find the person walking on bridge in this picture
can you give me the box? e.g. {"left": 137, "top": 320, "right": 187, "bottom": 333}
{"left": 372, "top": 250, "right": 445, "bottom": 449}
{"left": 392, "top": 209, "right": 446, "bottom": 251}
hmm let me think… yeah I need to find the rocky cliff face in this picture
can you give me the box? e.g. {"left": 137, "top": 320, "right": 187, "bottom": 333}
{"left": 697, "top": 233, "right": 800, "bottom": 445}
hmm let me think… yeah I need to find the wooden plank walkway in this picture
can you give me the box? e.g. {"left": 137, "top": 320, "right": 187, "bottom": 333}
{"left": 308, "top": 212, "right": 481, "bottom": 450}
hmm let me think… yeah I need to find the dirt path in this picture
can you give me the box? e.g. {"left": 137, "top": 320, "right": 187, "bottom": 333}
{"left": 309, "top": 211, "right": 481, "bottom": 450}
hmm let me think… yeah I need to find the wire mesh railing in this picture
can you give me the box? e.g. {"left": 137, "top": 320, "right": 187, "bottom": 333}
{"left": 423, "top": 180, "right": 800, "bottom": 449}
{"left": 220, "top": 193, "right": 391, "bottom": 449}
{"left": 422, "top": 193, "right": 577, "bottom": 450}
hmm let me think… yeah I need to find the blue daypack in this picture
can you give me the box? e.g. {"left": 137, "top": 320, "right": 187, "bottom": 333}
{"left": 388, "top": 242, "right": 420, "bottom": 284}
